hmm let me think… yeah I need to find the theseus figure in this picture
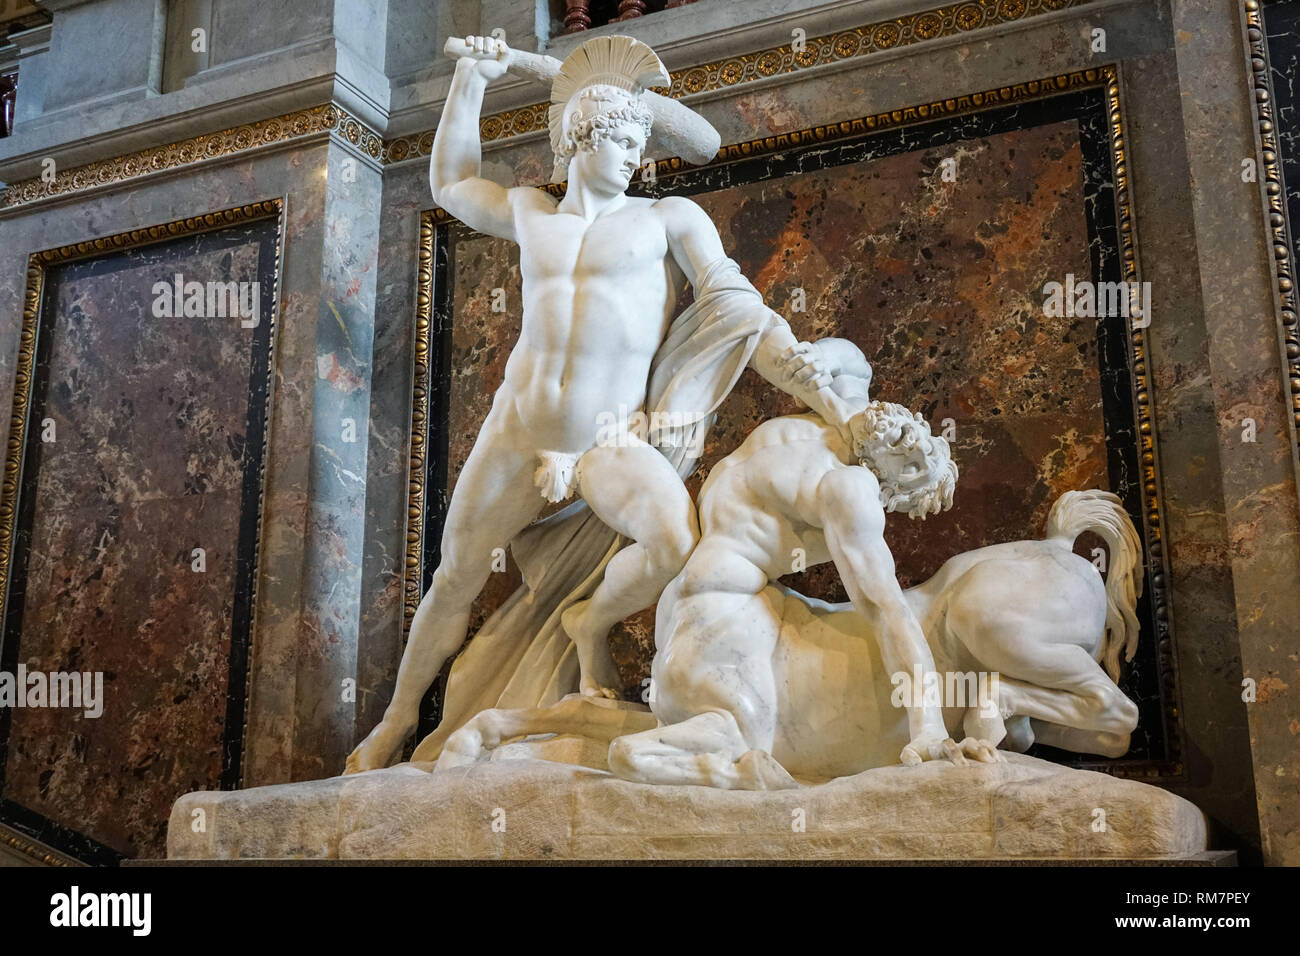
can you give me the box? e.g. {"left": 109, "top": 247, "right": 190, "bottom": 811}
{"left": 346, "top": 34, "right": 859, "bottom": 772}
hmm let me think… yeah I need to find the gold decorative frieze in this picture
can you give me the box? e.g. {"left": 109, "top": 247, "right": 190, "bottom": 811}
{"left": 667, "top": 0, "right": 1078, "bottom": 96}
{"left": 0, "top": 105, "right": 381, "bottom": 210}
{"left": 385, "top": 0, "right": 1088, "bottom": 163}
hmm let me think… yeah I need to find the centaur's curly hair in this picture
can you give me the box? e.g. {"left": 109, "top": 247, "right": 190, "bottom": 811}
{"left": 851, "top": 401, "right": 957, "bottom": 520}
{"left": 554, "top": 84, "right": 654, "bottom": 178}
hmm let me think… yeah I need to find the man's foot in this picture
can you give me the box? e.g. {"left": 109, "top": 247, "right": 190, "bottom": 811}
{"left": 344, "top": 716, "right": 416, "bottom": 774}
{"left": 560, "top": 600, "right": 621, "bottom": 699}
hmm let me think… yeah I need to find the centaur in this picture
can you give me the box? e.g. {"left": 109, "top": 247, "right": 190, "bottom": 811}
{"left": 437, "top": 352, "right": 1144, "bottom": 788}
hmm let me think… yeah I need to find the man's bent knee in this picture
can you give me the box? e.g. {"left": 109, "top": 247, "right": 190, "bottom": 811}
{"left": 430, "top": 550, "right": 492, "bottom": 602}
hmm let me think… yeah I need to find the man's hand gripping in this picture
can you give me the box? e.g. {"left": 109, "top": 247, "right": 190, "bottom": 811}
{"left": 444, "top": 34, "right": 514, "bottom": 80}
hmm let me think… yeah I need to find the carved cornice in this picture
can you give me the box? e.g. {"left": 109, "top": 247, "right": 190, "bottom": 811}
{"left": 0, "top": 105, "right": 382, "bottom": 211}
{"left": 0, "top": 0, "right": 1091, "bottom": 211}
{"left": 387, "top": 0, "right": 1087, "bottom": 163}
{"left": 1243, "top": 0, "right": 1300, "bottom": 466}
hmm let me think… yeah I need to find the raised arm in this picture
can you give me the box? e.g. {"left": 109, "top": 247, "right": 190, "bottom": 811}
{"left": 430, "top": 37, "right": 518, "bottom": 240}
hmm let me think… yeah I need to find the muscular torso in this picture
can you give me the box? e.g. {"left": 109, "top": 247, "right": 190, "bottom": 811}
{"left": 499, "top": 191, "right": 684, "bottom": 452}
{"left": 688, "top": 415, "right": 863, "bottom": 587}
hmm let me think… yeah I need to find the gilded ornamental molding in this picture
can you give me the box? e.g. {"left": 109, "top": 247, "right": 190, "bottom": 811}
{"left": 1242, "top": 0, "right": 1300, "bottom": 466}
{"left": 0, "top": 105, "right": 382, "bottom": 210}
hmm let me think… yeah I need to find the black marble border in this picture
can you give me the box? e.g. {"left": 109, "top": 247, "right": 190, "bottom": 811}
{"left": 1266, "top": 2, "right": 1300, "bottom": 266}
{"left": 419, "top": 86, "right": 1179, "bottom": 775}
{"left": 1247, "top": 0, "right": 1300, "bottom": 465}
{"left": 0, "top": 208, "right": 283, "bottom": 864}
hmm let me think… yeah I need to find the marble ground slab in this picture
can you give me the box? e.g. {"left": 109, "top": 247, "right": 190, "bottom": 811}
{"left": 167, "top": 751, "right": 1207, "bottom": 861}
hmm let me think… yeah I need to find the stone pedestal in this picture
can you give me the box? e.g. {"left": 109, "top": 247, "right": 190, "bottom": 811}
{"left": 168, "top": 752, "right": 1208, "bottom": 861}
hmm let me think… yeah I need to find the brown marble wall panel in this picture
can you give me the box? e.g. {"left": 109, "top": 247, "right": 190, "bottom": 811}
{"left": 0, "top": 217, "right": 279, "bottom": 860}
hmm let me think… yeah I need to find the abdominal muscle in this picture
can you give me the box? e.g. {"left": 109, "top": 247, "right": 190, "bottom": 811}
{"left": 503, "top": 266, "right": 674, "bottom": 453}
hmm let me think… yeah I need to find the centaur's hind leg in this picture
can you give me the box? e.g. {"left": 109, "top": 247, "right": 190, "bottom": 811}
{"left": 607, "top": 711, "right": 799, "bottom": 790}
{"left": 435, "top": 695, "right": 657, "bottom": 770}
{"left": 962, "top": 685, "right": 1131, "bottom": 758}
{"left": 994, "top": 675, "right": 1138, "bottom": 758}
{"left": 944, "top": 560, "right": 1137, "bottom": 747}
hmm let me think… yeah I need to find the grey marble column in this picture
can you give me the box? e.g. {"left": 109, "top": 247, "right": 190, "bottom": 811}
{"left": 1166, "top": 0, "right": 1300, "bottom": 865}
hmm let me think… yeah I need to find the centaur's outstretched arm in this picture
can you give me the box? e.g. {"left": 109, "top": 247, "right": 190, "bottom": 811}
{"left": 434, "top": 696, "right": 657, "bottom": 769}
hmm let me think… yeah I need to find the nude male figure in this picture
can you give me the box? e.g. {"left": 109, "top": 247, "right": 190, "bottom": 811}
{"left": 346, "top": 35, "right": 855, "bottom": 773}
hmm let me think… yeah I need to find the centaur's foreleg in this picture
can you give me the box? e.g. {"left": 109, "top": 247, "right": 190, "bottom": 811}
{"left": 434, "top": 695, "right": 657, "bottom": 771}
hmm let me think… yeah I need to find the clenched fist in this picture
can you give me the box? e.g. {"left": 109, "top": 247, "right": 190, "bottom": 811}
{"left": 444, "top": 34, "right": 513, "bottom": 81}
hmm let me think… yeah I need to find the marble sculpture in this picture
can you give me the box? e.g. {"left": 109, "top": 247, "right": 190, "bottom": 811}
{"left": 345, "top": 33, "right": 1146, "bottom": 791}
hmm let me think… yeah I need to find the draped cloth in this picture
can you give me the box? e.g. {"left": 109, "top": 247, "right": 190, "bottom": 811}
{"left": 410, "top": 258, "right": 780, "bottom": 760}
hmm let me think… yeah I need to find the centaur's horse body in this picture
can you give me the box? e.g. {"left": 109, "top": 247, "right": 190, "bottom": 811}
{"left": 438, "top": 489, "right": 1144, "bottom": 788}
{"left": 756, "top": 489, "right": 1142, "bottom": 780}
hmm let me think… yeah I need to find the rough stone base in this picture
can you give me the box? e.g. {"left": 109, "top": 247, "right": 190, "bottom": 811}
{"left": 168, "top": 752, "right": 1208, "bottom": 861}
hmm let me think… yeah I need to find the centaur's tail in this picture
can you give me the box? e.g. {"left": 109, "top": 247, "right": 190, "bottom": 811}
{"left": 1045, "top": 490, "right": 1143, "bottom": 682}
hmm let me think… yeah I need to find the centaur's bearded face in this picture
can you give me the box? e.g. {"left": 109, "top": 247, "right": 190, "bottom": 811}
{"left": 557, "top": 85, "right": 653, "bottom": 193}
{"left": 850, "top": 401, "right": 958, "bottom": 520}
